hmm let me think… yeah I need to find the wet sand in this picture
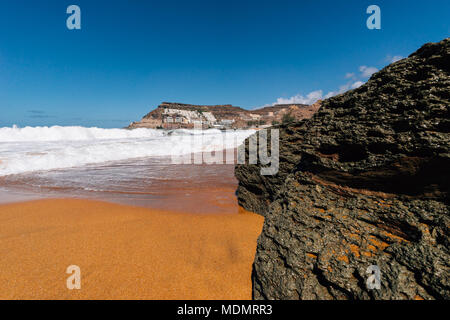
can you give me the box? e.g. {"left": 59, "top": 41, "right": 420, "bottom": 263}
{"left": 0, "top": 198, "right": 263, "bottom": 300}
{"left": 0, "top": 158, "right": 244, "bottom": 214}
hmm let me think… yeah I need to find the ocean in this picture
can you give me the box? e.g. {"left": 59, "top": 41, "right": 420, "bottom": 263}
{"left": 0, "top": 125, "right": 254, "bottom": 213}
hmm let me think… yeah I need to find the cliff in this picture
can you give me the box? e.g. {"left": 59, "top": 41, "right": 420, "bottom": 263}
{"left": 235, "top": 38, "right": 449, "bottom": 299}
{"left": 127, "top": 102, "right": 318, "bottom": 129}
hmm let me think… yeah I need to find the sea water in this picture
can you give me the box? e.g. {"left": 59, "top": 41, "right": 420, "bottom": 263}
{"left": 0, "top": 126, "right": 254, "bottom": 212}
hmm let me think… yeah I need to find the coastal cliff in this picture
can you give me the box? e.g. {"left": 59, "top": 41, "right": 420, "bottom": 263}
{"left": 128, "top": 102, "right": 318, "bottom": 129}
{"left": 235, "top": 38, "right": 449, "bottom": 299}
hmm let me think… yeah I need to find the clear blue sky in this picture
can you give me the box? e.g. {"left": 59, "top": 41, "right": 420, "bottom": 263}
{"left": 0, "top": 0, "right": 449, "bottom": 128}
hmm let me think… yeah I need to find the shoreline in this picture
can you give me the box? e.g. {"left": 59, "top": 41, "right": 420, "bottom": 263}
{"left": 0, "top": 149, "right": 246, "bottom": 214}
{"left": 0, "top": 198, "right": 263, "bottom": 300}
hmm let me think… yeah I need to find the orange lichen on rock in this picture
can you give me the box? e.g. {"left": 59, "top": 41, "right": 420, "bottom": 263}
{"left": 349, "top": 244, "right": 361, "bottom": 258}
{"left": 382, "top": 230, "right": 410, "bottom": 243}
{"left": 306, "top": 253, "right": 318, "bottom": 259}
{"left": 368, "top": 237, "right": 390, "bottom": 250}
{"left": 348, "top": 233, "right": 360, "bottom": 240}
{"left": 361, "top": 251, "right": 374, "bottom": 257}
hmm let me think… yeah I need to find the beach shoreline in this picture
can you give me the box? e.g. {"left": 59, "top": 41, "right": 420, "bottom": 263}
{"left": 0, "top": 198, "right": 263, "bottom": 300}
{"left": 0, "top": 148, "right": 247, "bottom": 214}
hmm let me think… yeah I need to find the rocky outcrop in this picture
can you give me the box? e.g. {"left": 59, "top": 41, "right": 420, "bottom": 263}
{"left": 235, "top": 38, "right": 450, "bottom": 299}
{"left": 127, "top": 102, "right": 316, "bottom": 129}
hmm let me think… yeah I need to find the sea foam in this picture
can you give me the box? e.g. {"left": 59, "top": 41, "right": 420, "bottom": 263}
{"left": 0, "top": 125, "right": 165, "bottom": 142}
{"left": 0, "top": 126, "right": 254, "bottom": 176}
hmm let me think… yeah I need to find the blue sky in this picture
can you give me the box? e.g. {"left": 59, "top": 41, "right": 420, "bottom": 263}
{"left": 0, "top": 0, "right": 449, "bottom": 128}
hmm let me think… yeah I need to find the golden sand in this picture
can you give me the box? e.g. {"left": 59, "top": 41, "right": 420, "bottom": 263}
{"left": 0, "top": 199, "right": 263, "bottom": 300}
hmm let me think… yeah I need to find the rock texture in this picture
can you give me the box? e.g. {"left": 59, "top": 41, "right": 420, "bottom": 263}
{"left": 235, "top": 38, "right": 450, "bottom": 299}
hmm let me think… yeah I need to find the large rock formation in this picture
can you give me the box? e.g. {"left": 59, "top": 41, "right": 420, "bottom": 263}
{"left": 235, "top": 38, "right": 449, "bottom": 299}
{"left": 127, "top": 102, "right": 317, "bottom": 129}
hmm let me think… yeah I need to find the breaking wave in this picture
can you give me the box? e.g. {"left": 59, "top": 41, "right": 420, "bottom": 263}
{"left": 0, "top": 126, "right": 254, "bottom": 176}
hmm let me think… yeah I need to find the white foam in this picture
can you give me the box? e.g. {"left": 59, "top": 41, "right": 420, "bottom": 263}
{"left": 0, "top": 126, "right": 254, "bottom": 176}
{"left": 0, "top": 125, "right": 164, "bottom": 142}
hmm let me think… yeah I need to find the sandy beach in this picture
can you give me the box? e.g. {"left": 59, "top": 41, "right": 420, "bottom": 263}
{"left": 0, "top": 142, "right": 264, "bottom": 300}
{"left": 0, "top": 198, "right": 263, "bottom": 300}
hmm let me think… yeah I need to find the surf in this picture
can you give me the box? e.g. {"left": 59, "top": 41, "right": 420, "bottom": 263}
{"left": 0, "top": 125, "right": 254, "bottom": 176}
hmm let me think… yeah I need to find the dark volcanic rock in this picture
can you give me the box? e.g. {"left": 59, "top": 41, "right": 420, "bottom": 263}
{"left": 235, "top": 38, "right": 450, "bottom": 299}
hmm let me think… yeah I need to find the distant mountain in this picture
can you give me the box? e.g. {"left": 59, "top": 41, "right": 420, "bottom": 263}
{"left": 127, "top": 101, "right": 320, "bottom": 129}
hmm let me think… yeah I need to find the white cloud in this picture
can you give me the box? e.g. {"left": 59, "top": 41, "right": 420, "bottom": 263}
{"left": 351, "top": 81, "right": 364, "bottom": 89}
{"left": 324, "top": 83, "right": 351, "bottom": 99}
{"left": 271, "top": 90, "right": 324, "bottom": 105}
{"left": 359, "top": 65, "right": 378, "bottom": 78}
{"left": 324, "top": 91, "right": 336, "bottom": 99}
{"left": 265, "top": 83, "right": 355, "bottom": 107}
{"left": 385, "top": 54, "right": 404, "bottom": 63}
{"left": 389, "top": 55, "right": 403, "bottom": 63}
{"left": 264, "top": 78, "right": 369, "bottom": 108}
{"left": 345, "top": 72, "right": 355, "bottom": 79}
{"left": 261, "top": 61, "right": 383, "bottom": 108}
